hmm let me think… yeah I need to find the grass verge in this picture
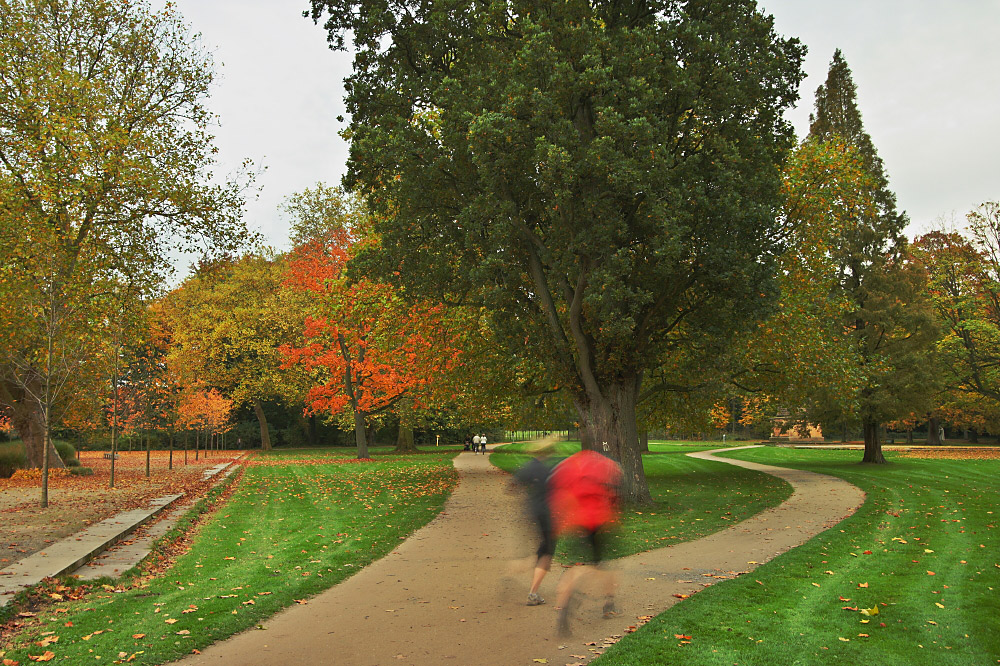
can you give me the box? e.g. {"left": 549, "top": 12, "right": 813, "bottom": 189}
{"left": 490, "top": 441, "right": 791, "bottom": 560}
{"left": 0, "top": 447, "right": 457, "bottom": 665}
{"left": 595, "top": 447, "right": 1000, "bottom": 666}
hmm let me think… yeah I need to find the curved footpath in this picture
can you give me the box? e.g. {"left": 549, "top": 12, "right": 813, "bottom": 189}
{"left": 179, "top": 446, "right": 865, "bottom": 666}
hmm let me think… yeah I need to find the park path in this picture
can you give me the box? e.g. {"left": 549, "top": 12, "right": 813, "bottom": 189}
{"left": 178, "top": 446, "right": 865, "bottom": 666}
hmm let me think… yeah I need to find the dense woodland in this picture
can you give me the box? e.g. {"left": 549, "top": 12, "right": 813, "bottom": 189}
{"left": 3, "top": 0, "right": 1000, "bottom": 503}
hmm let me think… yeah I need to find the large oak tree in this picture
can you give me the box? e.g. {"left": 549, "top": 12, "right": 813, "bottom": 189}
{"left": 309, "top": 0, "right": 805, "bottom": 501}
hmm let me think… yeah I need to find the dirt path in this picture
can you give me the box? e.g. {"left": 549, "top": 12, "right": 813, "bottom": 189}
{"left": 178, "top": 446, "right": 865, "bottom": 666}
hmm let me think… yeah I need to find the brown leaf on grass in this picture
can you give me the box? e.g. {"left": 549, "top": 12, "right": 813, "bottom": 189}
{"left": 858, "top": 582, "right": 869, "bottom": 588}
{"left": 176, "top": 630, "right": 191, "bottom": 635}
{"left": 27, "top": 653, "right": 54, "bottom": 663}
{"left": 4, "top": 658, "right": 21, "bottom": 666}
{"left": 164, "top": 618, "right": 178, "bottom": 624}
{"left": 132, "top": 634, "right": 145, "bottom": 639}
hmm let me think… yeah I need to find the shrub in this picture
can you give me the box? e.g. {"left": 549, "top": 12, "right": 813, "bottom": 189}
{"left": 0, "top": 442, "right": 27, "bottom": 478}
{"left": 69, "top": 466, "right": 93, "bottom": 476}
{"left": 54, "top": 440, "right": 77, "bottom": 463}
{"left": 64, "top": 457, "right": 81, "bottom": 467}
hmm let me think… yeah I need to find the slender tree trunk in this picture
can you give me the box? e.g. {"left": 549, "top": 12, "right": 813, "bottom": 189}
{"left": 906, "top": 428, "right": 913, "bottom": 445}
{"left": 195, "top": 429, "right": 200, "bottom": 461}
{"left": 252, "top": 398, "right": 272, "bottom": 451}
{"left": 639, "top": 430, "right": 649, "bottom": 453}
{"left": 184, "top": 430, "right": 189, "bottom": 465}
{"left": 861, "top": 418, "right": 886, "bottom": 464}
{"left": 145, "top": 433, "right": 150, "bottom": 478}
{"left": 574, "top": 379, "right": 652, "bottom": 505}
{"left": 169, "top": 432, "right": 174, "bottom": 470}
{"left": 969, "top": 429, "right": 979, "bottom": 443}
{"left": 395, "top": 424, "right": 417, "bottom": 453}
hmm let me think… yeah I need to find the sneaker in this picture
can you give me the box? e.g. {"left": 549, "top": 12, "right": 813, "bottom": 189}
{"left": 527, "top": 592, "right": 545, "bottom": 606}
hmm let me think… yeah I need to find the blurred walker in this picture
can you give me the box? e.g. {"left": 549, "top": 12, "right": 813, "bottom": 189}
{"left": 548, "top": 446, "right": 623, "bottom": 636}
{"left": 510, "top": 435, "right": 560, "bottom": 606}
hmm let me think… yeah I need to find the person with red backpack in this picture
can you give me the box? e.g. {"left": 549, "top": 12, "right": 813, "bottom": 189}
{"left": 547, "top": 447, "right": 623, "bottom": 636}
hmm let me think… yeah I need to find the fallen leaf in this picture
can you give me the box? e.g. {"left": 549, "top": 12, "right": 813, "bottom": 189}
{"left": 927, "top": 571, "right": 936, "bottom": 576}
{"left": 176, "top": 630, "right": 191, "bottom": 635}
{"left": 935, "top": 602, "right": 945, "bottom": 609}
{"left": 532, "top": 660, "right": 548, "bottom": 664}
{"left": 839, "top": 637, "right": 850, "bottom": 642}
{"left": 27, "top": 653, "right": 54, "bottom": 663}
{"left": 858, "top": 582, "right": 869, "bottom": 588}
{"left": 860, "top": 606, "right": 879, "bottom": 617}
{"left": 132, "top": 634, "right": 145, "bottom": 639}
{"left": 674, "top": 634, "right": 692, "bottom": 640}
{"left": 164, "top": 619, "right": 178, "bottom": 624}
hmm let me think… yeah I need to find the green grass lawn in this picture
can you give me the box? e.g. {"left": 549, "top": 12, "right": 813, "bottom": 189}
{"left": 595, "top": 447, "right": 1000, "bottom": 665}
{"left": 491, "top": 440, "right": 791, "bottom": 560}
{"left": 0, "top": 447, "right": 457, "bottom": 665}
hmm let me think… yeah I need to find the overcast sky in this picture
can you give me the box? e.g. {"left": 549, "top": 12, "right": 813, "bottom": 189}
{"left": 171, "top": 1, "right": 1000, "bottom": 257}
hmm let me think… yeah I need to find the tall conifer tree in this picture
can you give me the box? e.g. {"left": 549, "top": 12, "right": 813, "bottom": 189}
{"left": 807, "top": 50, "right": 937, "bottom": 463}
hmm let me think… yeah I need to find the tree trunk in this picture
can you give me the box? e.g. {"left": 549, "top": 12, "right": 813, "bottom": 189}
{"left": 252, "top": 398, "right": 272, "bottom": 451}
{"left": 861, "top": 418, "right": 886, "bottom": 463}
{"left": 395, "top": 424, "right": 417, "bottom": 453}
{"left": 6, "top": 387, "right": 64, "bottom": 470}
{"left": 353, "top": 409, "right": 369, "bottom": 459}
{"left": 579, "top": 424, "right": 594, "bottom": 451}
{"left": 926, "top": 416, "right": 942, "bottom": 445}
{"left": 169, "top": 432, "right": 174, "bottom": 470}
{"left": 906, "top": 428, "right": 913, "bottom": 444}
{"left": 308, "top": 414, "right": 318, "bottom": 446}
{"left": 969, "top": 429, "right": 979, "bottom": 443}
{"left": 574, "top": 380, "right": 652, "bottom": 505}
{"left": 145, "top": 434, "right": 150, "bottom": 478}
{"left": 639, "top": 430, "right": 649, "bottom": 453}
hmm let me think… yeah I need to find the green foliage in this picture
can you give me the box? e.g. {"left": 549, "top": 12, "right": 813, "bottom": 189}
{"left": 597, "top": 448, "right": 1000, "bottom": 666}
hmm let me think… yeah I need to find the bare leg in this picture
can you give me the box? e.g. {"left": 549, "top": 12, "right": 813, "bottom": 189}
{"left": 529, "top": 554, "right": 552, "bottom": 595}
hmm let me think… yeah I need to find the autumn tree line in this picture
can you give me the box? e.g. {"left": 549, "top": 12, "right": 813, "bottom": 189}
{"left": 3, "top": 0, "right": 1000, "bottom": 505}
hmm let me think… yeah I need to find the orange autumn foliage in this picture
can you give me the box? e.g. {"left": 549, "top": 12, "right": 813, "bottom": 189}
{"left": 281, "top": 230, "right": 461, "bottom": 421}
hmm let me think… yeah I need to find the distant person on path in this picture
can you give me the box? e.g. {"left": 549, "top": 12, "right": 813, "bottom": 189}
{"left": 479, "top": 433, "right": 488, "bottom": 454}
{"left": 548, "top": 446, "right": 623, "bottom": 636}
{"left": 472, "top": 434, "right": 481, "bottom": 453}
{"left": 464, "top": 436, "right": 472, "bottom": 451}
{"left": 510, "top": 436, "right": 559, "bottom": 606}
